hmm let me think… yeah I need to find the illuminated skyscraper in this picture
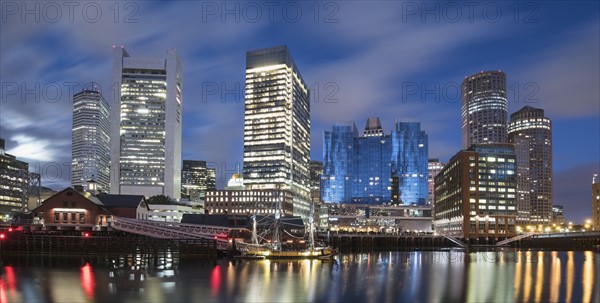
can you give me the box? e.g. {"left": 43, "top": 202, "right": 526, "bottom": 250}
{"left": 71, "top": 87, "right": 111, "bottom": 192}
{"left": 0, "top": 138, "right": 29, "bottom": 219}
{"left": 181, "top": 160, "right": 216, "bottom": 201}
{"left": 461, "top": 71, "right": 508, "bottom": 148}
{"left": 508, "top": 106, "right": 552, "bottom": 225}
{"left": 110, "top": 47, "right": 182, "bottom": 199}
{"left": 322, "top": 118, "right": 428, "bottom": 205}
{"left": 243, "top": 45, "right": 311, "bottom": 218}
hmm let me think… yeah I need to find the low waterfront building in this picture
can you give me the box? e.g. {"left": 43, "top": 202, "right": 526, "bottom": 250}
{"left": 434, "top": 144, "right": 517, "bottom": 240}
{"left": 205, "top": 189, "right": 294, "bottom": 216}
{"left": 32, "top": 187, "right": 148, "bottom": 231}
{"left": 144, "top": 203, "right": 204, "bottom": 223}
{"left": 327, "top": 204, "right": 432, "bottom": 233}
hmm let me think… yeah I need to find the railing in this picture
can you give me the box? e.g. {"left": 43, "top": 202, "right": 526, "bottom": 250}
{"left": 443, "top": 235, "right": 467, "bottom": 248}
{"left": 111, "top": 217, "right": 250, "bottom": 251}
{"left": 496, "top": 233, "right": 534, "bottom": 246}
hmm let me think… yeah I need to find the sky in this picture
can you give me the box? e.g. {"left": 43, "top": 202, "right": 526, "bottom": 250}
{"left": 1, "top": 1, "right": 598, "bottom": 223}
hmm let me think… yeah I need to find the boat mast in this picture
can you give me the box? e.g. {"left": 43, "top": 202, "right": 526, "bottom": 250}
{"left": 273, "top": 197, "right": 281, "bottom": 251}
{"left": 309, "top": 198, "right": 315, "bottom": 250}
{"left": 251, "top": 214, "right": 258, "bottom": 245}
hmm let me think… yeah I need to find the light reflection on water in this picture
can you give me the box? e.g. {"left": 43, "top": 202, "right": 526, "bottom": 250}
{"left": 0, "top": 250, "right": 598, "bottom": 303}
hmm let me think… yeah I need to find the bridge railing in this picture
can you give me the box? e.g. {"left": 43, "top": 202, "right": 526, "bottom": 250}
{"left": 111, "top": 217, "right": 241, "bottom": 250}
{"left": 496, "top": 233, "right": 534, "bottom": 246}
{"left": 443, "top": 235, "right": 467, "bottom": 248}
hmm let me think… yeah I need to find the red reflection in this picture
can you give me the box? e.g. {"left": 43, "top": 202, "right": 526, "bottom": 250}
{"left": 4, "top": 267, "right": 15, "bottom": 292}
{"left": 80, "top": 263, "right": 95, "bottom": 299}
{"left": 210, "top": 266, "right": 221, "bottom": 296}
{"left": 0, "top": 279, "right": 6, "bottom": 303}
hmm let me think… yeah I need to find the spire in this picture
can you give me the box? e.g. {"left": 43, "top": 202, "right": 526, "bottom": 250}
{"left": 363, "top": 117, "right": 384, "bottom": 137}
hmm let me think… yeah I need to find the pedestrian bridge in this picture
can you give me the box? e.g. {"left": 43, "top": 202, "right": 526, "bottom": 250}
{"left": 111, "top": 217, "right": 250, "bottom": 250}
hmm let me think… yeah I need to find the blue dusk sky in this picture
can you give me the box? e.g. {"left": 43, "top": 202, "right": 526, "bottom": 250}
{"left": 1, "top": 1, "right": 598, "bottom": 223}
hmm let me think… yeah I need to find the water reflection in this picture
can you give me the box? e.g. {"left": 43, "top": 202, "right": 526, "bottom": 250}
{"left": 0, "top": 250, "right": 598, "bottom": 302}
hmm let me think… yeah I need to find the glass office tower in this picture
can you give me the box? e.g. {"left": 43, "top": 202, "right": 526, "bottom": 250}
{"left": 322, "top": 118, "right": 428, "bottom": 205}
{"left": 71, "top": 87, "right": 111, "bottom": 192}
{"left": 392, "top": 122, "right": 428, "bottom": 205}
{"left": 243, "top": 45, "right": 311, "bottom": 218}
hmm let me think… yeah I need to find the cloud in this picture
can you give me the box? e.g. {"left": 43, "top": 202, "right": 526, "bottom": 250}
{"left": 511, "top": 19, "right": 600, "bottom": 118}
{"left": 5, "top": 134, "right": 66, "bottom": 162}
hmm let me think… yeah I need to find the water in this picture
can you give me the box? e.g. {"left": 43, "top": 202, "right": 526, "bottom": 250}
{"left": 1, "top": 250, "right": 598, "bottom": 302}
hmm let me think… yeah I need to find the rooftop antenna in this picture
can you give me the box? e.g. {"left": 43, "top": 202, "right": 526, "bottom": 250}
{"left": 593, "top": 174, "right": 598, "bottom": 184}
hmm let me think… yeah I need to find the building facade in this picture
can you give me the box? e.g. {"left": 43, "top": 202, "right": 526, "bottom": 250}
{"left": 434, "top": 144, "right": 517, "bottom": 240}
{"left": 32, "top": 188, "right": 148, "bottom": 231}
{"left": 551, "top": 205, "right": 565, "bottom": 226}
{"left": 181, "top": 160, "right": 216, "bottom": 201}
{"left": 205, "top": 189, "right": 294, "bottom": 216}
{"left": 71, "top": 87, "right": 111, "bottom": 192}
{"left": 110, "top": 47, "right": 182, "bottom": 199}
{"left": 427, "top": 159, "right": 445, "bottom": 206}
{"left": 0, "top": 138, "right": 29, "bottom": 220}
{"left": 461, "top": 71, "right": 508, "bottom": 149}
{"left": 321, "top": 118, "right": 428, "bottom": 205}
{"left": 508, "top": 106, "right": 552, "bottom": 226}
{"left": 327, "top": 204, "right": 432, "bottom": 233}
{"left": 243, "top": 45, "right": 311, "bottom": 218}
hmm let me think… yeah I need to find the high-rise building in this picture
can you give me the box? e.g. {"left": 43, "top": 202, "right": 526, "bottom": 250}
{"left": 322, "top": 123, "right": 359, "bottom": 204}
{"left": 0, "top": 138, "right": 29, "bottom": 220}
{"left": 310, "top": 161, "right": 323, "bottom": 204}
{"left": 181, "top": 160, "right": 216, "bottom": 201}
{"left": 243, "top": 45, "right": 311, "bottom": 218}
{"left": 593, "top": 177, "right": 599, "bottom": 231}
{"left": 392, "top": 121, "right": 429, "bottom": 205}
{"left": 110, "top": 47, "right": 182, "bottom": 199}
{"left": 427, "top": 159, "right": 445, "bottom": 205}
{"left": 508, "top": 106, "right": 552, "bottom": 226}
{"left": 321, "top": 118, "right": 428, "bottom": 205}
{"left": 71, "top": 87, "right": 111, "bottom": 192}
{"left": 461, "top": 71, "right": 508, "bottom": 148}
{"left": 434, "top": 144, "right": 517, "bottom": 240}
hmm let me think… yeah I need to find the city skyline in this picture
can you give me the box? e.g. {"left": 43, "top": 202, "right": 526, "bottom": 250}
{"left": 1, "top": 2, "right": 598, "bottom": 223}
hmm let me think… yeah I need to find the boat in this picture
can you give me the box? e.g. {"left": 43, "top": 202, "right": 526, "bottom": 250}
{"left": 235, "top": 195, "right": 337, "bottom": 260}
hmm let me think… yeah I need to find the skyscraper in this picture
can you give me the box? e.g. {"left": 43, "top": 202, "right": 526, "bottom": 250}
{"left": 321, "top": 118, "right": 429, "bottom": 205}
{"left": 181, "top": 160, "right": 216, "bottom": 201}
{"left": 111, "top": 47, "right": 182, "bottom": 199}
{"left": 321, "top": 123, "right": 358, "bottom": 204}
{"left": 392, "top": 121, "right": 429, "bottom": 205}
{"left": 71, "top": 87, "right": 111, "bottom": 192}
{"left": 309, "top": 160, "right": 323, "bottom": 204}
{"left": 0, "top": 138, "right": 29, "bottom": 219}
{"left": 508, "top": 106, "right": 553, "bottom": 225}
{"left": 461, "top": 71, "right": 508, "bottom": 149}
{"left": 243, "top": 45, "right": 311, "bottom": 218}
